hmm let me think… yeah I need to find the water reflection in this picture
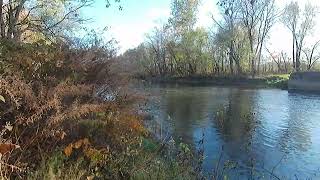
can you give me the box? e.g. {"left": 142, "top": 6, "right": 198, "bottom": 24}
{"left": 162, "top": 88, "right": 210, "bottom": 144}
{"left": 213, "top": 89, "right": 256, "bottom": 142}
{"left": 211, "top": 89, "right": 261, "bottom": 175}
{"left": 148, "top": 86, "right": 320, "bottom": 178}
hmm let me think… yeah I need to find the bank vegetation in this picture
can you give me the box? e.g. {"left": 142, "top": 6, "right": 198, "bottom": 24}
{"left": 0, "top": 0, "right": 200, "bottom": 179}
{"left": 119, "top": 0, "right": 320, "bottom": 80}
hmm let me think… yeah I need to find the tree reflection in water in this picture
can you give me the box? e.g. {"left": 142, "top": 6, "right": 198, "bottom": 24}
{"left": 147, "top": 85, "right": 320, "bottom": 179}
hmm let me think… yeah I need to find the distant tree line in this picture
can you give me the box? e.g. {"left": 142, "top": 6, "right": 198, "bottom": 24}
{"left": 119, "top": 0, "right": 320, "bottom": 78}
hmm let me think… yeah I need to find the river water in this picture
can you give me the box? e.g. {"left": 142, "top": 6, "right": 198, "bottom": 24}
{"left": 143, "top": 84, "right": 320, "bottom": 179}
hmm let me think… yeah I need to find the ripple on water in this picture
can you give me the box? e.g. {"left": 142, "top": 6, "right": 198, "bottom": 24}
{"left": 145, "top": 85, "right": 320, "bottom": 179}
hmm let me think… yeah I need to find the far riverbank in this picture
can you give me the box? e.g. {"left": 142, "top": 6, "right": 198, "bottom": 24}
{"left": 139, "top": 74, "right": 290, "bottom": 89}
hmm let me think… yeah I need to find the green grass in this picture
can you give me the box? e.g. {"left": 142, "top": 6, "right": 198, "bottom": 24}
{"left": 264, "top": 74, "right": 290, "bottom": 89}
{"left": 266, "top": 74, "right": 290, "bottom": 80}
{"left": 28, "top": 137, "right": 199, "bottom": 180}
{"left": 29, "top": 115, "right": 197, "bottom": 179}
{"left": 28, "top": 152, "right": 87, "bottom": 180}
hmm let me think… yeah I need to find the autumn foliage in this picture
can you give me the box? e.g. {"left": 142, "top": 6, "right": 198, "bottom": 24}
{"left": 0, "top": 39, "right": 146, "bottom": 179}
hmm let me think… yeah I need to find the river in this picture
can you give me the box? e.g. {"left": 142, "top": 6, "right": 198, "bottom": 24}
{"left": 143, "top": 84, "right": 320, "bottom": 179}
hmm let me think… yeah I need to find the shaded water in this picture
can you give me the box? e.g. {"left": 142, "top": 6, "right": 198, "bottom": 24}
{"left": 145, "top": 85, "right": 320, "bottom": 179}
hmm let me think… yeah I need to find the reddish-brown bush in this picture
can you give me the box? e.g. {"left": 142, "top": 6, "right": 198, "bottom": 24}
{"left": 0, "top": 39, "right": 144, "bottom": 179}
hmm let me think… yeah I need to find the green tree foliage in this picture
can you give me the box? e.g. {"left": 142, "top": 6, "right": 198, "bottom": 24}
{"left": 122, "top": 0, "right": 319, "bottom": 78}
{"left": 0, "top": 0, "right": 87, "bottom": 41}
{"left": 129, "top": 0, "right": 213, "bottom": 77}
{"left": 169, "top": 0, "right": 199, "bottom": 36}
{"left": 0, "top": 0, "right": 122, "bottom": 42}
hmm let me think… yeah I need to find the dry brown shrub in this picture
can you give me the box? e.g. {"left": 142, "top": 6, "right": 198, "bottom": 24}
{"left": 0, "top": 75, "right": 127, "bottom": 178}
{"left": 0, "top": 39, "right": 145, "bottom": 179}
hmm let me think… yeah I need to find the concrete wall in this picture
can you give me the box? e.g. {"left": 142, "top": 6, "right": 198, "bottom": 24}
{"left": 288, "top": 72, "right": 320, "bottom": 91}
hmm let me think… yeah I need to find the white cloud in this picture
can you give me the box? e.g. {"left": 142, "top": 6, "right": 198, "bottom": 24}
{"left": 109, "top": 22, "right": 154, "bottom": 52}
{"left": 108, "top": 7, "right": 170, "bottom": 53}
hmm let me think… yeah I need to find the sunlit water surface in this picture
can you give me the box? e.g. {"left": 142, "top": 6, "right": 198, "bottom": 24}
{"left": 143, "top": 85, "right": 320, "bottom": 179}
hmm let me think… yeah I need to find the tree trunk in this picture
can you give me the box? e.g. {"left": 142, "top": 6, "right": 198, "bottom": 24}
{"left": 229, "top": 52, "right": 234, "bottom": 75}
{"left": 229, "top": 42, "right": 234, "bottom": 75}
{"left": 221, "top": 51, "right": 224, "bottom": 74}
{"left": 257, "top": 44, "right": 263, "bottom": 75}
{"left": 0, "top": 0, "right": 4, "bottom": 38}
{"left": 292, "top": 34, "right": 296, "bottom": 71}
{"left": 7, "top": 0, "right": 14, "bottom": 38}
{"left": 235, "top": 58, "right": 241, "bottom": 75}
{"left": 13, "top": 1, "right": 25, "bottom": 41}
{"left": 295, "top": 40, "right": 301, "bottom": 72}
{"left": 249, "top": 35, "right": 256, "bottom": 78}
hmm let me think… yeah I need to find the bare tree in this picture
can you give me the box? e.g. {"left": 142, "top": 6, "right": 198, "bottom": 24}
{"left": 282, "top": 2, "right": 298, "bottom": 71}
{"left": 266, "top": 48, "right": 282, "bottom": 73}
{"left": 266, "top": 48, "right": 290, "bottom": 73}
{"left": 146, "top": 25, "right": 169, "bottom": 76}
{"left": 0, "top": 0, "right": 5, "bottom": 37}
{"left": 239, "top": 0, "right": 277, "bottom": 77}
{"left": 282, "top": 2, "right": 318, "bottom": 72}
{"left": 216, "top": 0, "right": 241, "bottom": 75}
{"left": 303, "top": 40, "right": 320, "bottom": 70}
{"left": 280, "top": 51, "right": 290, "bottom": 73}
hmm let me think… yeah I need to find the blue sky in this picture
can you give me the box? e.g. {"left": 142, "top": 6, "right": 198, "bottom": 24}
{"left": 84, "top": 0, "right": 172, "bottom": 52}
{"left": 84, "top": 0, "right": 320, "bottom": 55}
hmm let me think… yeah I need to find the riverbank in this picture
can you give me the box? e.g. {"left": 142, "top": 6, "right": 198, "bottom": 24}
{"left": 141, "top": 74, "right": 290, "bottom": 89}
{"left": 0, "top": 41, "right": 199, "bottom": 179}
